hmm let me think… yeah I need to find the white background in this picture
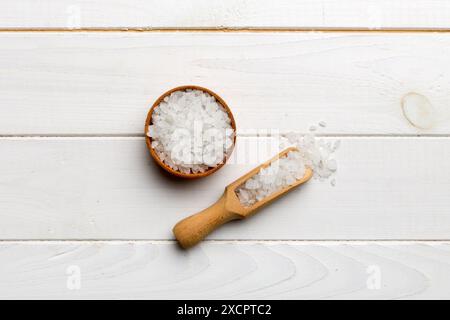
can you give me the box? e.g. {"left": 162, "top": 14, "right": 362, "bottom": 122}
{"left": 1, "top": 0, "right": 450, "bottom": 299}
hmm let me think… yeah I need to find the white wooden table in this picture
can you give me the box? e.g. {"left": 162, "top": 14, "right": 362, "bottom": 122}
{"left": 1, "top": 1, "right": 450, "bottom": 299}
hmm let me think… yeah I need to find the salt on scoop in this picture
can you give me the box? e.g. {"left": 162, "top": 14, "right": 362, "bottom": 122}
{"left": 147, "top": 88, "right": 235, "bottom": 175}
{"left": 236, "top": 150, "right": 307, "bottom": 207}
{"left": 236, "top": 124, "right": 339, "bottom": 207}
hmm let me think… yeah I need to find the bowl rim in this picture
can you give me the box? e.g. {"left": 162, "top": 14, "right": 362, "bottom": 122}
{"left": 145, "top": 85, "right": 237, "bottom": 179}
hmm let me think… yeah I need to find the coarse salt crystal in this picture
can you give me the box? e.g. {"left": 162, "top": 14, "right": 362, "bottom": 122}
{"left": 149, "top": 89, "right": 234, "bottom": 174}
{"left": 330, "top": 178, "right": 336, "bottom": 187}
{"left": 236, "top": 150, "right": 306, "bottom": 207}
{"left": 236, "top": 123, "right": 340, "bottom": 206}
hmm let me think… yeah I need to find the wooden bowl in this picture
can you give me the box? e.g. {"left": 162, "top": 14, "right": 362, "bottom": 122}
{"left": 145, "top": 85, "right": 236, "bottom": 179}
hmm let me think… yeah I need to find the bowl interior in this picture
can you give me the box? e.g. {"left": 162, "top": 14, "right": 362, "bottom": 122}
{"left": 145, "top": 85, "right": 236, "bottom": 179}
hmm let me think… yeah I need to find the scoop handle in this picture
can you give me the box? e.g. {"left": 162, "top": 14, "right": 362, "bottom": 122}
{"left": 173, "top": 193, "right": 240, "bottom": 248}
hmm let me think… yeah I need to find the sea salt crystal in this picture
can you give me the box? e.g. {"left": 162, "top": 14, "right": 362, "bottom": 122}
{"left": 236, "top": 123, "right": 340, "bottom": 206}
{"left": 282, "top": 128, "right": 338, "bottom": 181}
{"left": 327, "top": 159, "right": 337, "bottom": 171}
{"left": 148, "top": 89, "right": 234, "bottom": 174}
{"left": 236, "top": 150, "right": 306, "bottom": 207}
{"left": 332, "top": 140, "right": 341, "bottom": 151}
{"left": 148, "top": 125, "right": 156, "bottom": 138}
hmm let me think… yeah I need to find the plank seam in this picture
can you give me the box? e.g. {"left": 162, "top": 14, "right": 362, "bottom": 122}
{"left": 0, "top": 240, "right": 449, "bottom": 244}
{"left": 1, "top": 27, "right": 450, "bottom": 33}
{"left": 1, "top": 134, "right": 450, "bottom": 139}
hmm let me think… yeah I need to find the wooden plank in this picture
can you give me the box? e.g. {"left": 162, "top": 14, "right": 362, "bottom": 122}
{"left": 1, "top": 1, "right": 450, "bottom": 30}
{"left": 1, "top": 32, "right": 450, "bottom": 135}
{"left": 0, "top": 136, "right": 449, "bottom": 240}
{"left": 0, "top": 241, "right": 449, "bottom": 299}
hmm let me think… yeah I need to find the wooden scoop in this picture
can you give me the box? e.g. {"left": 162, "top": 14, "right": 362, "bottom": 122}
{"left": 173, "top": 147, "right": 313, "bottom": 248}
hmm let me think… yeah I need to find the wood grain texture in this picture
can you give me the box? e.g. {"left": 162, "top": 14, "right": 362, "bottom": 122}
{"left": 1, "top": 32, "right": 450, "bottom": 135}
{"left": 1, "top": 241, "right": 449, "bottom": 299}
{"left": 1, "top": 0, "right": 450, "bottom": 30}
{"left": 0, "top": 136, "right": 448, "bottom": 240}
{"left": 2, "top": 1, "right": 450, "bottom": 300}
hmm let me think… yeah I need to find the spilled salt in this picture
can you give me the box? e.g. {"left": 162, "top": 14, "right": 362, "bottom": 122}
{"left": 236, "top": 123, "right": 339, "bottom": 206}
{"left": 280, "top": 132, "right": 338, "bottom": 181}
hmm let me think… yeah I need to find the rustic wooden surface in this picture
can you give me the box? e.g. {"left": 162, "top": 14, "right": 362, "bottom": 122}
{"left": 1, "top": 241, "right": 450, "bottom": 299}
{"left": 1, "top": 32, "right": 450, "bottom": 135}
{"left": 2, "top": 0, "right": 450, "bottom": 30}
{"left": 0, "top": 137, "right": 449, "bottom": 240}
{"left": 1, "top": 2, "right": 449, "bottom": 299}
